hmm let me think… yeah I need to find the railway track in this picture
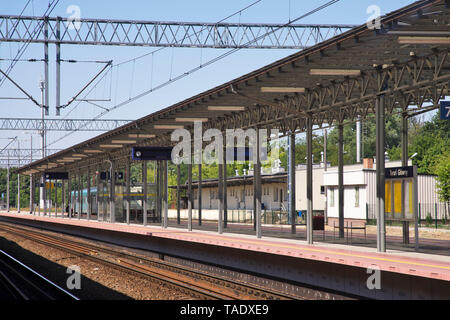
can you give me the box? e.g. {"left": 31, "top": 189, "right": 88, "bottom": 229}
{"left": 0, "top": 249, "right": 79, "bottom": 300}
{"left": 0, "top": 222, "right": 300, "bottom": 300}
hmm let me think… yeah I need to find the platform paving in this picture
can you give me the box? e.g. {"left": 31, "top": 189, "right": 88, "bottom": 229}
{"left": 1, "top": 211, "right": 450, "bottom": 283}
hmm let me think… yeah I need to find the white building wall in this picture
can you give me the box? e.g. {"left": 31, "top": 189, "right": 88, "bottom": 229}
{"left": 295, "top": 167, "right": 325, "bottom": 212}
{"left": 192, "top": 182, "right": 288, "bottom": 211}
{"left": 325, "top": 162, "right": 447, "bottom": 221}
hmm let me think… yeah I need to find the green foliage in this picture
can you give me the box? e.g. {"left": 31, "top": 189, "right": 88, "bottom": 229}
{"left": 409, "top": 113, "right": 450, "bottom": 174}
{"left": 434, "top": 151, "right": 450, "bottom": 203}
{"left": 0, "top": 168, "right": 32, "bottom": 208}
{"left": 426, "top": 213, "right": 433, "bottom": 225}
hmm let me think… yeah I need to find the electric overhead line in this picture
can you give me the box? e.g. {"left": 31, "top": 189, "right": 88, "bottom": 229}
{"left": 48, "top": 0, "right": 343, "bottom": 149}
{"left": 0, "top": 0, "right": 60, "bottom": 87}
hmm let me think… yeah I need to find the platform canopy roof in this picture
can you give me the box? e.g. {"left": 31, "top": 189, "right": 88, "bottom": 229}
{"left": 18, "top": 0, "right": 450, "bottom": 175}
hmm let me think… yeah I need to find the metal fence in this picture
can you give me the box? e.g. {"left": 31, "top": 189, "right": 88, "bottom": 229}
{"left": 366, "top": 203, "right": 448, "bottom": 223}
{"left": 227, "top": 209, "right": 304, "bottom": 225}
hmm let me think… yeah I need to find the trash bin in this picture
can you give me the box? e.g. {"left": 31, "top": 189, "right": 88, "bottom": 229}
{"left": 313, "top": 215, "right": 324, "bottom": 230}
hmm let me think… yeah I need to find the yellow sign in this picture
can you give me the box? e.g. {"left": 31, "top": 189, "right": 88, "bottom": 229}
{"left": 45, "top": 182, "right": 55, "bottom": 189}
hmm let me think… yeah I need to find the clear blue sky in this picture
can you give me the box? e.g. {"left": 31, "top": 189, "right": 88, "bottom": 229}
{"left": 0, "top": 0, "right": 416, "bottom": 155}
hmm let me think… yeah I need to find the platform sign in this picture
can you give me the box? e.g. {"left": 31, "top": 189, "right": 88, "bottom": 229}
{"left": 385, "top": 166, "right": 413, "bottom": 179}
{"left": 44, "top": 172, "right": 68, "bottom": 180}
{"left": 131, "top": 146, "right": 173, "bottom": 161}
{"left": 440, "top": 101, "right": 450, "bottom": 120}
{"left": 384, "top": 166, "right": 417, "bottom": 222}
{"left": 100, "top": 171, "right": 123, "bottom": 180}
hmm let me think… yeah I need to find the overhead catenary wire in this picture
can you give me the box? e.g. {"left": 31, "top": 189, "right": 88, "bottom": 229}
{"left": 0, "top": 0, "right": 60, "bottom": 87}
{"left": 55, "top": 0, "right": 264, "bottom": 120}
{"left": 45, "top": 0, "right": 342, "bottom": 150}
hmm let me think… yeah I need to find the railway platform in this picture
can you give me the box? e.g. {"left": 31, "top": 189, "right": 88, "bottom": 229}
{"left": 1, "top": 211, "right": 449, "bottom": 299}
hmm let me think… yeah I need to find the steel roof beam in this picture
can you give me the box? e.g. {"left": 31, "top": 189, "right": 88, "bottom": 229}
{"left": 0, "top": 15, "right": 355, "bottom": 49}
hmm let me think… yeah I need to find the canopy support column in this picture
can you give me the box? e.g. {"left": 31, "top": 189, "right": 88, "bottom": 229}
{"left": 376, "top": 94, "right": 386, "bottom": 252}
{"left": 162, "top": 161, "right": 168, "bottom": 229}
{"left": 338, "top": 123, "right": 344, "bottom": 238}
{"left": 288, "top": 131, "right": 296, "bottom": 234}
{"left": 143, "top": 161, "right": 147, "bottom": 226}
{"left": 218, "top": 161, "right": 224, "bottom": 234}
{"left": 177, "top": 164, "right": 181, "bottom": 225}
{"left": 223, "top": 148, "right": 228, "bottom": 229}
{"left": 198, "top": 163, "right": 202, "bottom": 226}
{"left": 401, "top": 113, "right": 410, "bottom": 244}
{"left": 188, "top": 163, "right": 193, "bottom": 231}
{"left": 255, "top": 128, "right": 262, "bottom": 239}
{"left": 78, "top": 171, "right": 81, "bottom": 220}
{"left": 307, "top": 116, "right": 313, "bottom": 244}
{"left": 87, "top": 168, "right": 91, "bottom": 220}
{"left": 126, "top": 160, "right": 131, "bottom": 225}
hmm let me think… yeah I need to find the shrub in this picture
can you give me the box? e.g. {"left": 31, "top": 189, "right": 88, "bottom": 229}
{"left": 426, "top": 213, "right": 433, "bottom": 225}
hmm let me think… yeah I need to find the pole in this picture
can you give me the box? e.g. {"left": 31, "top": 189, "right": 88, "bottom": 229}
{"left": 198, "top": 163, "right": 202, "bottom": 226}
{"left": 414, "top": 166, "right": 419, "bottom": 251}
{"left": 307, "top": 116, "right": 313, "bottom": 244}
{"left": 324, "top": 129, "right": 328, "bottom": 225}
{"left": 288, "top": 131, "right": 296, "bottom": 234}
{"left": 223, "top": 146, "right": 228, "bottom": 228}
{"left": 109, "top": 161, "right": 115, "bottom": 223}
{"left": 44, "top": 17, "right": 49, "bottom": 117}
{"left": 126, "top": 160, "right": 130, "bottom": 225}
{"left": 177, "top": 164, "right": 181, "bottom": 225}
{"left": 255, "top": 128, "right": 262, "bottom": 238}
{"left": 78, "top": 171, "right": 81, "bottom": 220}
{"left": 401, "top": 113, "right": 410, "bottom": 243}
{"left": 56, "top": 17, "right": 61, "bottom": 115}
{"left": 163, "top": 161, "right": 168, "bottom": 228}
{"left": 338, "top": 124, "right": 344, "bottom": 238}
{"left": 356, "top": 116, "right": 361, "bottom": 163}
{"left": 68, "top": 174, "right": 72, "bottom": 219}
{"left": 17, "top": 141, "right": 20, "bottom": 213}
{"left": 218, "top": 160, "right": 224, "bottom": 234}
{"left": 87, "top": 167, "right": 91, "bottom": 220}
{"left": 376, "top": 94, "right": 386, "bottom": 252}
{"left": 142, "top": 161, "right": 147, "bottom": 225}
{"left": 188, "top": 163, "right": 192, "bottom": 231}
{"left": 6, "top": 151, "right": 10, "bottom": 212}
{"left": 96, "top": 169, "right": 100, "bottom": 221}
{"left": 62, "top": 177, "right": 65, "bottom": 218}
{"left": 39, "top": 80, "right": 45, "bottom": 211}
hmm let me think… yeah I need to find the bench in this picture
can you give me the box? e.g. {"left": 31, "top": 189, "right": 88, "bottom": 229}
{"left": 333, "top": 221, "right": 366, "bottom": 244}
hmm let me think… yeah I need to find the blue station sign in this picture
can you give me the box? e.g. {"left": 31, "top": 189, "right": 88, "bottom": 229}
{"left": 440, "top": 101, "right": 450, "bottom": 120}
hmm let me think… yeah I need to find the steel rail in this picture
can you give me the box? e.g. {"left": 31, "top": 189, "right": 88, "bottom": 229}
{"left": 0, "top": 223, "right": 247, "bottom": 299}
{"left": 0, "top": 222, "right": 305, "bottom": 300}
{"left": 0, "top": 249, "right": 79, "bottom": 300}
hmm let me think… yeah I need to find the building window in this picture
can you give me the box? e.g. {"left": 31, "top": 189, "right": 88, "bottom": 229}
{"left": 274, "top": 188, "right": 278, "bottom": 202}
{"left": 320, "top": 186, "right": 325, "bottom": 194}
{"left": 330, "top": 189, "right": 335, "bottom": 207}
{"left": 355, "top": 187, "right": 360, "bottom": 207}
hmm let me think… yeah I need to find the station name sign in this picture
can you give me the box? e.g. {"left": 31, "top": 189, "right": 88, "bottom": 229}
{"left": 100, "top": 171, "right": 123, "bottom": 180}
{"left": 132, "top": 146, "right": 173, "bottom": 161}
{"left": 44, "top": 172, "right": 69, "bottom": 180}
{"left": 440, "top": 101, "right": 450, "bottom": 120}
{"left": 385, "top": 166, "right": 414, "bottom": 179}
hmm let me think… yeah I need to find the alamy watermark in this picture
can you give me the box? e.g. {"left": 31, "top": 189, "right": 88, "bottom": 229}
{"left": 366, "top": 265, "right": 381, "bottom": 290}
{"left": 366, "top": 5, "right": 381, "bottom": 30}
{"left": 66, "top": 5, "right": 81, "bottom": 30}
{"left": 170, "top": 122, "right": 280, "bottom": 165}
{"left": 66, "top": 265, "right": 81, "bottom": 290}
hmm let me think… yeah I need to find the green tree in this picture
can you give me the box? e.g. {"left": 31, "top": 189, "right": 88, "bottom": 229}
{"left": 434, "top": 151, "right": 450, "bottom": 209}
{"left": 410, "top": 113, "right": 450, "bottom": 174}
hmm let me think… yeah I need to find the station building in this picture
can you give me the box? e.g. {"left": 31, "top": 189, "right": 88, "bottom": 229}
{"left": 170, "top": 158, "right": 447, "bottom": 225}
